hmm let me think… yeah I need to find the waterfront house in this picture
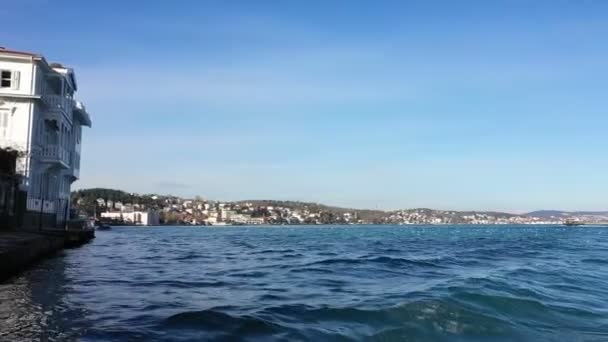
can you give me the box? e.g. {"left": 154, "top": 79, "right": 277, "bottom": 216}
{"left": 0, "top": 48, "right": 92, "bottom": 229}
{"left": 100, "top": 210, "right": 160, "bottom": 226}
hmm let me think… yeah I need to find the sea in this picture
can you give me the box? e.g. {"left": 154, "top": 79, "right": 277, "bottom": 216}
{"left": 1, "top": 225, "right": 607, "bottom": 341}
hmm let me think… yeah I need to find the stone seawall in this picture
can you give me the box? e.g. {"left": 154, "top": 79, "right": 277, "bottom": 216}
{"left": 0, "top": 230, "right": 94, "bottom": 282}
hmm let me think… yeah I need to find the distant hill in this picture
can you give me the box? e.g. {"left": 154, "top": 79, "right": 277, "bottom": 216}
{"left": 395, "top": 208, "right": 519, "bottom": 218}
{"left": 72, "top": 188, "right": 133, "bottom": 202}
{"left": 71, "top": 188, "right": 170, "bottom": 211}
{"left": 526, "top": 210, "right": 608, "bottom": 218}
{"left": 525, "top": 210, "right": 568, "bottom": 218}
{"left": 573, "top": 211, "right": 608, "bottom": 216}
{"left": 236, "top": 200, "right": 387, "bottom": 222}
{"left": 71, "top": 188, "right": 606, "bottom": 223}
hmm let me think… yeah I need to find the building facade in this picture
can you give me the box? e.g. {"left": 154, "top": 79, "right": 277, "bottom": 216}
{"left": 0, "top": 47, "right": 92, "bottom": 229}
{"left": 100, "top": 210, "right": 160, "bottom": 226}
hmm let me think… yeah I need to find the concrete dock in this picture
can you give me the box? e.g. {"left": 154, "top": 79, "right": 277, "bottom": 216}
{"left": 0, "top": 229, "right": 94, "bottom": 283}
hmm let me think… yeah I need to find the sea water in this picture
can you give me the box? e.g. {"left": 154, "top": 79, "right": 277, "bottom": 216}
{"left": 1, "top": 225, "right": 607, "bottom": 341}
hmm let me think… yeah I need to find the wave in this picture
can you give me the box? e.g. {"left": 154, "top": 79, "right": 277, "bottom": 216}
{"left": 282, "top": 253, "right": 304, "bottom": 258}
{"left": 173, "top": 253, "right": 206, "bottom": 261}
{"left": 252, "top": 249, "right": 296, "bottom": 255}
{"left": 163, "top": 309, "right": 283, "bottom": 336}
{"left": 288, "top": 267, "right": 335, "bottom": 274}
{"left": 231, "top": 241, "right": 257, "bottom": 249}
{"left": 267, "top": 299, "right": 516, "bottom": 339}
{"left": 581, "top": 258, "right": 608, "bottom": 265}
{"left": 306, "top": 256, "right": 443, "bottom": 268}
{"left": 161, "top": 299, "right": 517, "bottom": 341}
{"left": 258, "top": 294, "right": 288, "bottom": 301}
{"left": 230, "top": 271, "right": 268, "bottom": 278}
{"left": 129, "top": 280, "right": 229, "bottom": 288}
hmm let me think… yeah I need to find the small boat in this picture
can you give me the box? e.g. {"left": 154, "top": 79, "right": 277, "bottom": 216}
{"left": 97, "top": 223, "right": 112, "bottom": 230}
{"left": 563, "top": 218, "right": 583, "bottom": 227}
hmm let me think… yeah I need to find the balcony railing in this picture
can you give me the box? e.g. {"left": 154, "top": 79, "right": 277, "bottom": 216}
{"left": 42, "top": 94, "right": 73, "bottom": 113}
{"left": 27, "top": 197, "right": 55, "bottom": 214}
{"left": 40, "top": 145, "right": 70, "bottom": 167}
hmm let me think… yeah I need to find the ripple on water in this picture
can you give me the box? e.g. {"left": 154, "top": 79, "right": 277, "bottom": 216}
{"left": 1, "top": 225, "right": 607, "bottom": 341}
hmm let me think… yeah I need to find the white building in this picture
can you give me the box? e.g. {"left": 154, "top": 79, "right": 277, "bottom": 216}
{"left": 100, "top": 210, "right": 160, "bottom": 226}
{"left": 0, "top": 48, "right": 91, "bottom": 229}
{"left": 219, "top": 209, "right": 236, "bottom": 222}
{"left": 230, "top": 214, "right": 265, "bottom": 225}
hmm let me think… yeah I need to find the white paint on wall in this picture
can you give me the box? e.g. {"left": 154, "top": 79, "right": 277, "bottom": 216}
{"left": 0, "top": 48, "right": 93, "bottom": 225}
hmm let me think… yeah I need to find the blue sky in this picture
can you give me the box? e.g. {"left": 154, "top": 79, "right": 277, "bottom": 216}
{"left": 3, "top": 0, "right": 608, "bottom": 212}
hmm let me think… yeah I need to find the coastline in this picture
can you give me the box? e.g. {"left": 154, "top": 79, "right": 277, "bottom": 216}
{"left": 0, "top": 230, "right": 94, "bottom": 283}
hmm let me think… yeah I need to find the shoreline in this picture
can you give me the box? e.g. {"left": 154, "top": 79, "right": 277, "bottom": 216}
{"left": 104, "top": 223, "right": 608, "bottom": 228}
{"left": 0, "top": 230, "right": 95, "bottom": 283}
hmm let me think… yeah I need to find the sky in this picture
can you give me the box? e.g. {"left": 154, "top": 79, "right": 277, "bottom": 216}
{"left": 2, "top": 0, "right": 607, "bottom": 212}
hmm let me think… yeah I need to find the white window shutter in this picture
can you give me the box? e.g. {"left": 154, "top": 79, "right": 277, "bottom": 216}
{"left": 12, "top": 71, "right": 20, "bottom": 90}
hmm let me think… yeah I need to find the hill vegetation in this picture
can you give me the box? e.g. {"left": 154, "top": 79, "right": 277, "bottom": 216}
{"left": 71, "top": 188, "right": 607, "bottom": 225}
{"left": 236, "top": 200, "right": 387, "bottom": 222}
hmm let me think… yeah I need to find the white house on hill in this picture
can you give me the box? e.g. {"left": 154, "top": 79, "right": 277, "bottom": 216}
{"left": 101, "top": 210, "right": 160, "bottom": 226}
{"left": 0, "top": 47, "right": 92, "bottom": 229}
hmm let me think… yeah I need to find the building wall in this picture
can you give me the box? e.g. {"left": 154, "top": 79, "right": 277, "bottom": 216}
{"left": 101, "top": 210, "right": 161, "bottom": 226}
{"left": 0, "top": 51, "right": 91, "bottom": 229}
{"left": 0, "top": 57, "right": 35, "bottom": 97}
{"left": 0, "top": 99, "right": 34, "bottom": 153}
{"left": 147, "top": 210, "right": 160, "bottom": 225}
{"left": 0, "top": 56, "right": 36, "bottom": 165}
{"left": 1, "top": 57, "right": 42, "bottom": 198}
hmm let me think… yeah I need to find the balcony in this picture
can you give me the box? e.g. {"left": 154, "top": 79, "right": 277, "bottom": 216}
{"left": 42, "top": 94, "right": 73, "bottom": 114}
{"left": 73, "top": 100, "right": 92, "bottom": 127}
{"left": 27, "top": 197, "right": 55, "bottom": 214}
{"left": 40, "top": 145, "right": 70, "bottom": 168}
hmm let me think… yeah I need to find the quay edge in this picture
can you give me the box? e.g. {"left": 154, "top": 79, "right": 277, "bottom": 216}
{"left": 0, "top": 229, "right": 94, "bottom": 283}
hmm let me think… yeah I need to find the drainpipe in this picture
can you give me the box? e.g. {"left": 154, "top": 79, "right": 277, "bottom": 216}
{"left": 38, "top": 175, "right": 43, "bottom": 232}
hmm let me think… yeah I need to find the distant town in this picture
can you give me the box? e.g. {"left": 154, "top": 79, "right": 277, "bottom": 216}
{"left": 71, "top": 188, "right": 608, "bottom": 226}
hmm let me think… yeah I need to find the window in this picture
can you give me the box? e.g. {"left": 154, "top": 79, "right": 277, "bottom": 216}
{"left": 1, "top": 71, "right": 11, "bottom": 88}
{"left": 0, "top": 70, "right": 19, "bottom": 89}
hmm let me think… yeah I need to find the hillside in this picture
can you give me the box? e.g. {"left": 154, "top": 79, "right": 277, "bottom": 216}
{"left": 71, "top": 188, "right": 175, "bottom": 215}
{"left": 71, "top": 188, "right": 606, "bottom": 224}
{"left": 526, "top": 210, "right": 608, "bottom": 218}
{"left": 236, "top": 200, "right": 387, "bottom": 222}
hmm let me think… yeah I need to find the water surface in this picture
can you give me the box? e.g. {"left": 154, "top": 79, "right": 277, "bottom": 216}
{"left": 1, "top": 225, "right": 607, "bottom": 341}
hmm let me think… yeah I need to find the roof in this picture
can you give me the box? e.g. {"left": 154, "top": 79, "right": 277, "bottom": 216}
{"left": 0, "top": 47, "right": 80, "bottom": 92}
{"left": 1, "top": 47, "right": 86, "bottom": 116}
{"left": 0, "top": 47, "right": 41, "bottom": 58}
